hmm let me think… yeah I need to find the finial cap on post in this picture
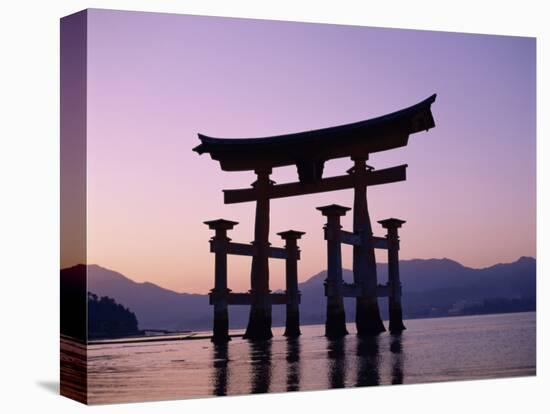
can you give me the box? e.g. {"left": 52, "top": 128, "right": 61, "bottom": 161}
{"left": 203, "top": 219, "right": 239, "bottom": 230}
{"left": 378, "top": 218, "right": 406, "bottom": 229}
{"left": 277, "top": 230, "right": 306, "bottom": 240}
{"left": 316, "top": 204, "right": 351, "bottom": 217}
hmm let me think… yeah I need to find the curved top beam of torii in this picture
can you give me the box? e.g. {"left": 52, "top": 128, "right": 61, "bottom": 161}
{"left": 193, "top": 94, "right": 437, "bottom": 183}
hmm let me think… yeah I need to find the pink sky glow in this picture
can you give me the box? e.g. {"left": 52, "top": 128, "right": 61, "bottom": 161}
{"left": 70, "top": 9, "right": 535, "bottom": 293}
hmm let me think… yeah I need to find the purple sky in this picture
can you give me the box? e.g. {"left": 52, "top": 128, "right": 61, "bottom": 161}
{"left": 82, "top": 9, "right": 535, "bottom": 293}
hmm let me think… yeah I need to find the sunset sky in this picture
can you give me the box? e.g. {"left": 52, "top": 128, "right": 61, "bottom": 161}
{"left": 76, "top": 9, "right": 535, "bottom": 293}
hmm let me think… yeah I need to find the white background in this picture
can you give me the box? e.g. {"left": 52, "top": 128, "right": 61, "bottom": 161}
{"left": 0, "top": 0, "right": 548, "bottom": 412}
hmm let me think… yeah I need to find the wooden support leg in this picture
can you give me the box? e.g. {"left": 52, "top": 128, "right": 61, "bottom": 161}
{"left": 212, "top": 293, "right": 230, "bottom": 343}
{"left": 278, "top": 230, "right": 305, "bottom": 338}
{"left": 318, "top": 205, "right": 350, "bottom": 338}
{"left": 205, "top": 219, "right": 238, "bottom": 343}
{"left": 379, "top": 218, "right": 406, "bottom": 333}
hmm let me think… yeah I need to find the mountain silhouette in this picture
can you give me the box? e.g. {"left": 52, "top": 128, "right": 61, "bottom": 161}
{"left": 64, "top": 257, "right": 535, "bottom": 332}
{"left": 86, "top": 264, "right": 210, "bottom": 331}
{"left": 299, "top": 257, "right": 535, "bottom": 323}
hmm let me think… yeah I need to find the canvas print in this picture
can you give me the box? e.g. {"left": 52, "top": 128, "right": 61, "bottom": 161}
{"left": 60, "top": 9, "right": 536, "bottom": 405}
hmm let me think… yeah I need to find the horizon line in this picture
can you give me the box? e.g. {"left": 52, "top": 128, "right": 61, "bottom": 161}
{"left": 62, "top": 255, "right": 536, "bottom": 295}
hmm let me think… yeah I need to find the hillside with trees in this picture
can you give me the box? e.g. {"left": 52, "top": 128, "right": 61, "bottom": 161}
{"left": 87, "top": 292, "right": 139, "bottom": 339}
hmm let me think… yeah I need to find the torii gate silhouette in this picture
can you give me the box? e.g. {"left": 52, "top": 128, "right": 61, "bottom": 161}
{"left": 194, "top": 94, "right": 437, "bottom": 342}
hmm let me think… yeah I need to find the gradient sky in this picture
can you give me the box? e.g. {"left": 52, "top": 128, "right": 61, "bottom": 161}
{"left": 82, "top": 9, "right": 535, "bottom": 294}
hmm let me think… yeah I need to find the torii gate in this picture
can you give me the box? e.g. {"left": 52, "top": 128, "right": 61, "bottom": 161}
{"left": 194, "top": 94, "right": 437, "bottom": 341}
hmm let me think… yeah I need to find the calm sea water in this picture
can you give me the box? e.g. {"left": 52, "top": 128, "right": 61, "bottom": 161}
{"left": 84, "top": 312, "right": 535, "bottom": 404}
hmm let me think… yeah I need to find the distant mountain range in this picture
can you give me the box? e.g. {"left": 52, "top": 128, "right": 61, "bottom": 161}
{"left": 67, "top": 257, "right": 535, "bottom": 332}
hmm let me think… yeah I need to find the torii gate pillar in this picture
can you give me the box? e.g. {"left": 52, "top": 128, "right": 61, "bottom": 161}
{"left": 352, "top": 157, "right": 386, "bottom": 336}
{"left": 244, "top": 168, "right": 274, "bottom": 340}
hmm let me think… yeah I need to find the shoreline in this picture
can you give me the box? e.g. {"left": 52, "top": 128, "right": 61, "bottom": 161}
{"left": 73, "top": 310, "right": 536, "bottom": 346}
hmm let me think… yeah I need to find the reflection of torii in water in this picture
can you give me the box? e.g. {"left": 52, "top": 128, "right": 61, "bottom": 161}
{"left": 194, "top": 94, "right": 437, "bottom": 342}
